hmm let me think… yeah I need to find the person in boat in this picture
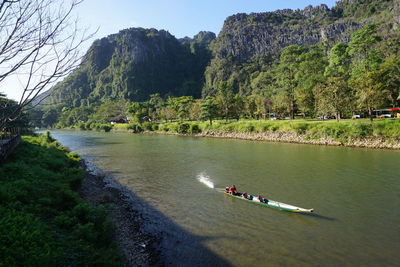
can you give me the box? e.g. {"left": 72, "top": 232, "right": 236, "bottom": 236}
{"left": 258, "top": 195, "right": 264, "bottom": 203}
{"left": 242, "top": 192, "right": 248, "bottom": 199}
{"left": 228, "top": 185, "right": 237, "bottom": 195}
{"left": 225, "top": 187, "right": 229, "bottom": 193}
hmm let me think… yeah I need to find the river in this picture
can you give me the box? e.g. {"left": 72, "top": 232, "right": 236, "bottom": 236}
{"left": 50, "top": 130, "right": 399, "bottom": 266}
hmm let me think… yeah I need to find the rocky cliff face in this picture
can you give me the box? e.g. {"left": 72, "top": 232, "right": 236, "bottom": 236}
{"left": 212, "top": 5, "right": 359, "bottom": 62}
{"left": 203, "top": 0, "right": 396, "bottom": 93}
{"left": 47, "top": 28, "right": 215, "bottom": 106}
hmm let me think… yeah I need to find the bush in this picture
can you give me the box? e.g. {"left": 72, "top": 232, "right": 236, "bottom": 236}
{"left": 246, "top": 124, "right": 255, "bottom": 132}
{"left": 102, "top": 125, "right": 112, "bottom": 132}
{"left": 177, "top": 123, "right": 190, "bottom": 134}
{"left": 350, "top": 123, "right": 372, "bottom": 138}
{"left": 127, "top": 123, "right": 143, "bottom": 133}
{"left": 189, "top": 123, "right": 201, "bottom": 134}
{"left": 161, "top": 125, "right": 169, "bottom": 132}
{"left": 292, "top": 123, "right": 309, "bottom": 134}
{"left": 78, "top": 123, "right": 86, "bottom": 130}
{"left": 0, "top": 209, "right": 61, "bottom": 266}
{"left": 141, "top": 122, "right": 154, "bottom": 131}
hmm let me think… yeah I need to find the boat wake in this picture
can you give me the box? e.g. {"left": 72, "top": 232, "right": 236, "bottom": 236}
{"left": 197, "top": 173, "right": 214, "bottom": 189}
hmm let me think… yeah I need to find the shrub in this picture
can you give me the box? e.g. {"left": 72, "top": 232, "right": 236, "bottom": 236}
{"left": 0, "top": 209, "right": 61, "bottom": 266}
{"left": 189, "top": 123, "right": 201, "bottom": 134}
{"left": 292, "top": 123, "right": 309, "bottom": 134}
{"left": 128, "top": 123, "right": 143, "bottom": 133}
{"left": 78, "top": 123, "right": 86, "bottom": 130}
{"left": 177, "top": 123, "right": 190, "bottom": 134}
{"left": 350, "top": 123, "right": 372, "bottom": 138}
{"left": 141, "top": 122, "right": 154, "bottom": 131}
{"left": 0, "top": 135, "right": 122, "bottom": 266}
{"left": 101, "top": 125, "right": 112, "bottom": 132}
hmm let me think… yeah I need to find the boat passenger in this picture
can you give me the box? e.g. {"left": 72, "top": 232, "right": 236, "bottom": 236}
{"left": 225, "top": 187, "right": 229, "bottom": 193}
{"left": 229, "top": 185, "right": 237, "bottom": 195}
{"left": 258, "top": 195, "right": 264, "bottom": 203}
{"left": 242, "top": 192, "right": 248, "bottom": 199}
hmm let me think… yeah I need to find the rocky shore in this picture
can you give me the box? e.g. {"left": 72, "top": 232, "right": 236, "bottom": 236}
{"left": 134, "top": 130, "right": 400, "bottom": 150}
{"left": 79, "top": 161, "right": 162, "bottom": 266}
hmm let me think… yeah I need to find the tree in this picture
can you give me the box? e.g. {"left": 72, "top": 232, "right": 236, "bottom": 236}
{"left": 276, "top": 45, "right": 305, "bottom": 119}
{"left": 177, "top": 96, "right": 194, "bottom": 121}
{"left": 0, "top": 93, "right": 27, "bottom": 131}
{"left": 188, "top": 99, "right": 202, "bottom": 121}
{"left": 378, "top": 55, "right": 400, "bottom": 108}
{"left": 160, "top": 105, "right": 176, "bottom": 122}
{"left": 348, "top": 24, "right": 382, "bottom": 76}
{"left": 351, "top": 71, "right": 387, "bottom": 121}
{"left": 295, "top": 46, "right": 328, "bottom": 117}
{"left": 0, "top": 0, "right": 94, "bottom": 132}
{"left": 314, "top": 77, "right": 352, "bottom": 121}
{"left": 127, "top": 102, "right": 149, "bottom": 123}
{"left": 41, "top": 108, "right": 59, "bottom": 127}
{"left": 325, "top": 42, "right": 350, "bottom": 78}
{"left": 94, "top": 100, "right": 128, "bottom": 123}
{"left": 347, "top": 24, "right": 381, "bottom": 60}
{"left": 148, "top": 93, "right": 164, "bottom": 121}
{"left": 231, "top": 94, "right": 244, "bottom": 120}
{"left": 200, "top": 96, "right": 217, "bottom": 125}
{"left": 244, "top": 95, "right": 258, "bottom": 119}
{"left": 215, "top": 81, "right": 234, "bottom": 121}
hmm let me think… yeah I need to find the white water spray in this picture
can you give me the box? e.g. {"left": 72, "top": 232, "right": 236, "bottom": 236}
{"left": 197, "top": 173, "right": 214, "bottom": 189}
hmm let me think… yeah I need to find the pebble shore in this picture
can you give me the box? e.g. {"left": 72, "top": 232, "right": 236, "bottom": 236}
{"left": 79, "top": 161, "right": 162, "bottom": 266}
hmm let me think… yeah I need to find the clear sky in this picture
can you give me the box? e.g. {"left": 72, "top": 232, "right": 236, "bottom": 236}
{"left": 2, "top": 0, "right": 338, "bottom": 101}
{"left": 79, "top": 0, "right": 338, "bottom": 40}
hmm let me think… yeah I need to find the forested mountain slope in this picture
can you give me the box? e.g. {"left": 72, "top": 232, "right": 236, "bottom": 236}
{"left": 46, "top": 29, "right": 215, "bottom": 107}
{"left": 204, "top": 0, "right": 399, "bottom": 95}
{"left": 41, "top": 0, "right": 398, "bottom": 114}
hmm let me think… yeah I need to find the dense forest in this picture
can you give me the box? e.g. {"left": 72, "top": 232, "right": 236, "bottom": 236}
{"left": 30, "top": 0, "right": 400, "bottom": 127}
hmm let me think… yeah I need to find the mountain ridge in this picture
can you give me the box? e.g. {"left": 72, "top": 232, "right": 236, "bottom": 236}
{"left": 42, "top": 0, "right": 397, "bottom": 108}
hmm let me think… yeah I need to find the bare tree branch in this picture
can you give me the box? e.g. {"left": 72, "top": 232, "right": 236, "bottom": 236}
{"left": 0, "top": 0, "right": 95, "bottom": 131}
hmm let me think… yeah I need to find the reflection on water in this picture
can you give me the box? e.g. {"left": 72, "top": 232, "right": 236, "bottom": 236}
{"left": 51, "top": 130, "right": 400, "bottom": 266}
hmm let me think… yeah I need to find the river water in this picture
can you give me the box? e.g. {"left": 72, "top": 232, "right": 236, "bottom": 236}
{"left": 50, "top": 130, "right": 399, "bottom": 266}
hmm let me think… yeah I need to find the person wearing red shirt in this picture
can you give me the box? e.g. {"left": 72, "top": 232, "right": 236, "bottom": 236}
{"left": 228, "top": 185, "right": 237, "bottom": 195}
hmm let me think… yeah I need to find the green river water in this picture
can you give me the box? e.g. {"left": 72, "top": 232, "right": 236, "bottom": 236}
{"left": 51, "top": 130, "right": 399, "bottom": 266}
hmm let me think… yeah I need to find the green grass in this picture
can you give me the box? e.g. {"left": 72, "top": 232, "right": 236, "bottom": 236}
{"left": 0, "top": 133, "right": 122, "bottom": 266}
{"left": 85, "top": 118, "right": 400, "bottom": 143}
{"left": 149, "top": 118, "right": 400, "bottom": 142}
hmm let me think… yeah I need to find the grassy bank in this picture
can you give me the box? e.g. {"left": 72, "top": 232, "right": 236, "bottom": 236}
{"left": 113, "top": 119, "right": 400, "bottom": 144}
{"left": 0, "top": 133, "right": 121, "bottom": 266}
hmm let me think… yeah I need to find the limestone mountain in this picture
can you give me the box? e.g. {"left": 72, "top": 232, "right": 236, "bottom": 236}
{"left": 204, "top": 0, "right": 398, "bottom": 95}
{"left": 47, "top": 28, "right": 215, "bottom": 107}
{"left": 44, "top": 0, "right": 398, "bottom": 108}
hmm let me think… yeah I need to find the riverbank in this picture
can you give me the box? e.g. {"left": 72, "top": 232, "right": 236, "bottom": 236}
{"left": 110, "top": 119, "right": 400, "bottom": 149}
{"left": 79, "top": 160, "right": 161, "bottom": 266}
{"left": 0, "top": 133, "right": 161, "bottom": 266}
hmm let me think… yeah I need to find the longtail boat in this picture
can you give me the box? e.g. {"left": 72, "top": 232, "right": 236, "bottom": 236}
{"left": 223, "top": 192, "right": 314, "bottom": 213}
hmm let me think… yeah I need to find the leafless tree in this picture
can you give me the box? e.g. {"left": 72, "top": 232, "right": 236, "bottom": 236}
{"left": 0, "top": 0, "right": 94, "bottom": 132}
